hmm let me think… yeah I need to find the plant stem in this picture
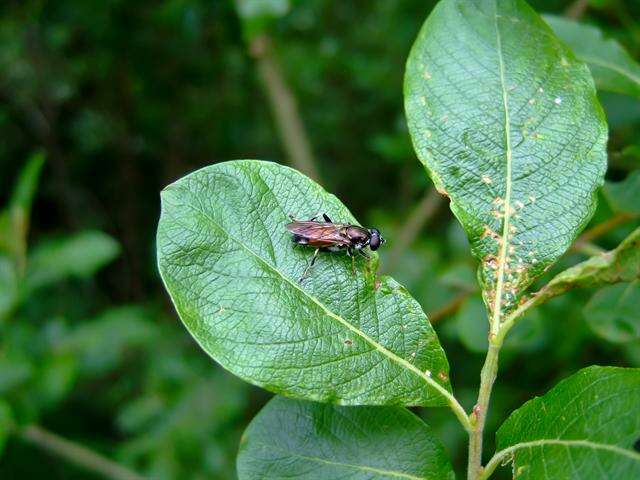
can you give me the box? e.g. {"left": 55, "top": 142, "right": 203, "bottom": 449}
{"left": 467, "top": 340, "right": 501, "bottom": 480}
{"left": 249, "top": 35, "right": 322, "bottom": 183}
{"left": 19, "top": 425, "right": 145, "bottom": 480}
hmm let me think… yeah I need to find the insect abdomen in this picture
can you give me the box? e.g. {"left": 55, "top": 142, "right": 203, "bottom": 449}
{"left": 292, "top": 234, "right": 308, "bottom": 244}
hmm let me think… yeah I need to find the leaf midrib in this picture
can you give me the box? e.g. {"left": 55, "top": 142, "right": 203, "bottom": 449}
{"left": 491, "top": 3, "right": 514, "bottom": 334}
{"left": 498, "top": 438, "right": 640, "bottom": 462}
{"left": 183, "top": 198, "right": 452, "bottom": 402}
{"left": 260, "top": 443, "right": 429, "bottom": 480}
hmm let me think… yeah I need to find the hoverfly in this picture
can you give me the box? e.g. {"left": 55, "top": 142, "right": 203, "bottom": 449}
{"left": 286, "top": 213, "right": 385, "bottom": 282}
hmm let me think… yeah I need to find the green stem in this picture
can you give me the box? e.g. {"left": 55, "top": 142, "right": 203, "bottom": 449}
{"left": 478, "top": 448, "right": 509, "bottom": 480}
{"left": 19, "top": 425, "right": 145, "bottom": 480}
{"left": 467, "top": 340, "right": 501, "bottom": 480}
{"left": 466, "top": 299, "right": 540, "bottom": 479}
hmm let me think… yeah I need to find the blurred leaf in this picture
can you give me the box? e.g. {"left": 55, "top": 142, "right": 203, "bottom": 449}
{"left": 6, "top": 153, "right": 45, "bottom": 215}
{"left": 235, "top": 0, "right": 289, "bottom": 40}
{"left": 118, "top": 372, "right": 247, "bottom": 480}
{"left": 0, "top": 400, "right": 13, "bottom": 456}
{"left": 235, "top": 0, "right": 288, "bottom": 20}
{"left": 237, "top": 396, "right": 455, "bottom": 480}
{"left": 0, "top": 152, "right": 45, "bottom": 273}
{"left": 545, "top": 15, "right": 640, "bottom": 99}
{"left": 117, "top": 395, "right": 165, "bottom": 434}
{"left": 59, "top": 306, "right": 157, "bottom": 376}
{"left": 25, "top": 230, "right": 120, "bottom": 291}
{"left": 157, "top": 161, "right": 450, "bottom": 406}
{"left": 604, "top": 171, "right": 640, "bottom": 215}
{"left": 0, "top": 355, "right": 32, "bottom": 394}
{"left": 584, "top": 282, "right": 640, "bottom": 343}
{"left": 495, "top": 366, "right": 640, "bottom": 479}
{"left": 456, "top": 296, "right": 543, "bottom": 353}
{"left": 455, "top": 296, "right": 490, "bottom": 353}
{"left": 34, "top": 353, "right": 77, "bottom": 409}
{"left": 529, "top": 227, "right": 640, "bottom": 310}
{"left": 0, "top": 257, "right": 19, "bottom": 323}
{"left": 405, "top": 0, "right": 607, "bottom": 322}
{"left": 439, "top": 262, "right": 477, "bottom": 292}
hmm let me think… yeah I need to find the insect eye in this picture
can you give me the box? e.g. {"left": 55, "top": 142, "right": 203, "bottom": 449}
{"left": 369, "top": 233, "right": 381, "bottom": 250}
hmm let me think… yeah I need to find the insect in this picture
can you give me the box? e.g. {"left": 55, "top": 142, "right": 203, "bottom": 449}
{"left": 286, "top": 213, "right": 385, "bottom": 282}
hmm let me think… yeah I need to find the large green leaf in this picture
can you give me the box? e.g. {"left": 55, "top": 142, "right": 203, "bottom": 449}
{"left": 157, "top": 161, "right": 451, "bottom": 406}
{"left": 237, "top": 396, "right": 455, "bottom": 480}
{"left": 491, "top": 366, "right": 640, "bottom": 479}
{"left": 525, "top": 227, "right": 640, "bottom": 311}
{"left": 544, "top": 15, "right": 640, "bottom": 99}
{"left": 405, "top": 0, "right": 607, "bottom": 327}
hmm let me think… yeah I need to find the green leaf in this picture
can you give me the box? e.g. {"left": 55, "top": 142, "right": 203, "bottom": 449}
{"left": 584, "top": 282, "right": 640, "bottom": 343}
{"left": 237, "top": 396, "right": 455, "bottom": 480}
{"left": 526, "top": 227, "right": 640, "bottom": 310}
{"left": 493, "top": 366, "right": 640, "bottom": 479}
{"left": 544, "top": 15, "right": 640, "bottom": 99}
{"left": 603, "top": 171, "right": 640, "bottom": 215}
{"left": 157, "top": 161, "right": 451, "bottom": 406}
{"left": 25, "top": 230, "right": 120, "bottom": 291}
{"left": 405, "top": 0, "right": 607, "bottom": 325}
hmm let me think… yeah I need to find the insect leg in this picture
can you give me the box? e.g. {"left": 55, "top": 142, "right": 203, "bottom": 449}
{"left": 299, "top": 248, "right": 320, "bottom": 283}
{"left": 358, "top": 249, "right": 370, "bottom": 259}
{"left": 347, "top": 247, "right": 356, "bottom": 274}
{"left": 323, "top": 213, "right": 332, "bottom": 222}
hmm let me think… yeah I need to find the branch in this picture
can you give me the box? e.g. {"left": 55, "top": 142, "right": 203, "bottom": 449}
{"left": 570, "top": 213, "right": 635, "bottom": 252}
{"left": 19, "top": 425, "right": 145, "bottom": 480}
{"left": 429, "top": 291, "right": 469, "bottom": 324}
{"left": 249, "top": 35, "right": 322, "bottom": 182}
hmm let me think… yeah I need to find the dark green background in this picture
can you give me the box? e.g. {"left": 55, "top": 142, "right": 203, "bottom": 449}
{"left": 1, "top": 0, "right": 639, "bottom": 478}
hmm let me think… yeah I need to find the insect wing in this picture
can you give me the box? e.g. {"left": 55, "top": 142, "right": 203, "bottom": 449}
{"left": 286, "top": 221, "right": 350, "bottom": 246}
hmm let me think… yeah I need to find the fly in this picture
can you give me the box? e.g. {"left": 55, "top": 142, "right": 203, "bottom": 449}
{"left": 286, "top": 213, "right": 385, "bottom": 282}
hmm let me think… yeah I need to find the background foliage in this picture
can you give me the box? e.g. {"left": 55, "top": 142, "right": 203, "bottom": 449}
{"left": 1, "top": 0, "right": 639, "bottom": 478}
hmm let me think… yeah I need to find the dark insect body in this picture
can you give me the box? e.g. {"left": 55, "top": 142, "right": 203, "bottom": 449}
{"left": 286, "top": 214, "right": 385, "bottom": 282}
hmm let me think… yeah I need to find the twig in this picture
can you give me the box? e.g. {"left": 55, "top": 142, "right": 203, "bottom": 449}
{"left": 249, "top": 35, "right": 321, "bottom": 182}
{"left": 571, "top": 213, "right": 635, "bottom": 252}
{"left": 573, "top": 241, "right": 605, "bottom": 257}
{"left": 383, "top": 188, "right": 443, "bottom": 272}
{"left": 565, "top": 0, "right": 589, "bottom": 19}
{"left": 19, "top": 425, "right": 145, "bottom": 480}
{"left": 429, "top": 291, "right": 469, "bottom": 324}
